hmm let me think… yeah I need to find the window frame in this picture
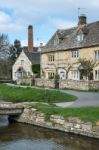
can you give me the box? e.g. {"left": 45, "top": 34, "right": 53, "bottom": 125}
{"left": 77, "top": 34, "right": 84, "bottom": 42}
{"left": 20, "top": 60, "right": 24, "bottom": 65}
{"left": 72, "top": 50, "right": 79, "bottom": 58}
{"left": 95, "top": 50, "right": 99, "bottom": 60}
{"left": 48, "top": 55, "right": 55, "bottom": 62}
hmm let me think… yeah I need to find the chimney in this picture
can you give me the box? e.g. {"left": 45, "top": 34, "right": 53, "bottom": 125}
{"left": 28, "top": 25, "right": 33, "bottom": 52}
{"left": 78, "top": 15, "right": 87, "bottom": 25}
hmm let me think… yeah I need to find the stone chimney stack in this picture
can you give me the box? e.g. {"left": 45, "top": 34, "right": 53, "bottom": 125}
{"left": 78, "top": 15, "right": 87, "bottom": 25}
{"left": 28, "top": 25, "right": 33, "bottom": 53}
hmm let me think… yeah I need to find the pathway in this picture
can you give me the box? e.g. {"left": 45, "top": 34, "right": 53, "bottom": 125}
{"left": 56, "top": 90, "right": 99, "bottom": 108}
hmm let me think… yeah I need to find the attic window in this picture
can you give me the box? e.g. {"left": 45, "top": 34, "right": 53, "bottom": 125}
{"left": 77, "top": 34, "right": 84, "bottom": 42}
{"left": 20, "top": 60, "right": 24, "bottom": 65}
{"left": 54, "top": 38, "right": 59, "bottom": 46}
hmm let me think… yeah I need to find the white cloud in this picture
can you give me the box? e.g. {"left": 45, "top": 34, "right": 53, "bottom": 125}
{"left": 49, "top": 18, "right": 76, "bottom": 29}
{"left": 0, "top": 0, "right": 99, "bottom": 43}
{"left": 0, "top": 11, "right": 11, "bottom": 23}
{"left": 21, "top": 39, "right": 46, "bottom": 47}
{"left": 21, "top": 40, "right": 28, "bottom": 46}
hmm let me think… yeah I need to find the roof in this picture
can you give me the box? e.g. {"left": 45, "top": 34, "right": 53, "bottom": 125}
{"left": 42, "top": 21, "right": 99, "bottom": 53}
{"left": 23, "top": 47, "right": 40, "bottom": 64}
{"left": 23, "top": 46, "right": 38, "bottom": 52}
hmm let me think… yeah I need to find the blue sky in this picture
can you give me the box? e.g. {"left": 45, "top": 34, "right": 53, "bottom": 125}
{"left": 0, "top": 0, "right": 99, "bottom": 46}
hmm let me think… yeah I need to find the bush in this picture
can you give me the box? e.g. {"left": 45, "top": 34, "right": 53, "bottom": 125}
{"left": 31, "top": 64, "right": 40, "bottom": 74}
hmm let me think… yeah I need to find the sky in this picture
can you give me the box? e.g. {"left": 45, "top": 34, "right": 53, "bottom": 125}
{"left": 0, "top": 0, "right": 99, "bottom": 46}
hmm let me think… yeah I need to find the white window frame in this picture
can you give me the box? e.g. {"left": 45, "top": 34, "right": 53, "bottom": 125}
{"left": 77, "top": 34, "right": 84, "bottom": 42}
{"left": 48, "top": 55, "right": 54, "bottom": 62}
{"left": 20, "top": 60, "right": 24, "bottom": 65}
{"left": 72, "top": 50, "right": 79, "bottom": 58}
{"left": 54, "top": 38, "right": 59, "bottom": 46}
{"left": 71, "top": 71, "right": 80, "bottom": 80}
{"left": 95, "top": 50, "right": 99, "bottom": 60}
{"left": 95, "top": 70, "right": 99, "bottom": 80}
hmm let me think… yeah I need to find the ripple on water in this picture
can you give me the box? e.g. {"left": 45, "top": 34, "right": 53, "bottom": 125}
{"left": 0, "top": 119, "right": 99, "bottom": 150}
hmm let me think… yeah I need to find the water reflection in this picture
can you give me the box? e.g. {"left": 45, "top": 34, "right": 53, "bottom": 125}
{"left": 0, "top": 115, "right": 9, "bottom": 127}
{"left": 0, "top": 116, "right": 99, "bottom": 150}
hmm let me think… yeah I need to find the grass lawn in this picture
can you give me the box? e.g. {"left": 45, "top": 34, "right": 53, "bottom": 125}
{"left": 0, "top": 84, "right": 77, "bottom": 103}
{"left": 31, "top": 103, "right": 99, "bottom": 122}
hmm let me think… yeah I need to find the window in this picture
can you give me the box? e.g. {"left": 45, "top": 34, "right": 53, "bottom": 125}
{"left": 71, "top": 71, "right": 80, "bottom": 80}
{"left": 20, "top": 60, "right": 24, "bottom": 65}
{"left": 28, "top": 72, "right": 31, "bottom": 76}
{"left": 77, "top": 34, "right": 84, "bottom": 42}
{"left": 54, "top": 38, "right": 59, "bottom": 46}
{"left": 72, "top": 50, "right": 79, "bottom": 58}
{"left": 95, "top": 50, "right": 99, "bottom": 60}
{"left": 48, "top": 55, "right": 54, "bottom": 62}
{"left": 48, "top": 72, "right": 55, "bottom": 79}
{"left": 95, "top": 70, "right": 99, "bottom": 80}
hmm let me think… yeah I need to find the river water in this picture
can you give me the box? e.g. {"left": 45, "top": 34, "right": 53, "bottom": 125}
{"left": 0, "top": 116, "right": 99, "bottom": 150}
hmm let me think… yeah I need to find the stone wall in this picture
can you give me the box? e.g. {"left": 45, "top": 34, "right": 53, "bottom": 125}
{"left": 35, "top": 79, "right": 99, "bottom": 90}
{"left": 35, "top": 78, "right": 55, "bottom": 88}
{"left": 0, "top": 102, "right": 24, "bottom": 115}
{"left": 16, "top": 78, "right": 99, "bottom": 90}
{"left": 59, "top": 80, "right": 89, "bottom": 90}
{"left": 89, "top": 81, "right": 99, "bottom": 89}
{"left": 17, "top": 78, "right": 33, "bottom": 86}
{"left": 12, "top": 108, "right": 99, "bottom": 139}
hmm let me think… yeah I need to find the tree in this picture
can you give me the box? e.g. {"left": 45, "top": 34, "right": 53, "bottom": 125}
{"left": 0, "top": 34, "right": 17, "bottom": 79}
{"left": 0, "top": 34, "right": 11, "bottom": 59}
{"left": 14, "top": 39, "right": 22, "bottom": 57}
{"left": 32, "top": 64, "right": 40, "bottom": 77}
{"left": 79, "top": 58, "right": 99, "bottom": 80}
{"left": 65, "top": 63, "right": 72, "bottom": 79}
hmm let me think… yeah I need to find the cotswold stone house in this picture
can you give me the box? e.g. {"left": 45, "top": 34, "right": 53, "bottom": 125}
{"left": 41, "top": 15, "right": 99, "bottom": 80}
{"left": 12, "top": 25, "right": 40, "bottom": 81}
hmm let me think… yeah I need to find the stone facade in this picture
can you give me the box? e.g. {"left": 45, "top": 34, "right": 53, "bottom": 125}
{"left": 12, "top": 107, "right": 99, "bottom": 139}
{"left": 12, "top": 51, "right": 33, "bottom": 81}
{"left": 41, "top": 46, "right": 99, "bottom": 81}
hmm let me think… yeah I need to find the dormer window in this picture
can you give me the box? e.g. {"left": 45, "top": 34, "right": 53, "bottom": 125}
{"left": 77, "top": 34, "right": 84, "bottom": 42}
{"left": 54, "top": 38, "right": 59, "bottom": 46}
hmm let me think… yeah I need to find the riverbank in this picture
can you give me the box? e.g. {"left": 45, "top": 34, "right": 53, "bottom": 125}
{"left": 11, "top": 104, "right": 99, "bottom": 139}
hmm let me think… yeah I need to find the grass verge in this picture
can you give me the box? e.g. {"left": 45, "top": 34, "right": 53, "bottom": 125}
{"left": 0, "top": 84, "right": 77, "bottom": 103}
{"left": 31, "top": 103, "right": 99, "bottom": 122}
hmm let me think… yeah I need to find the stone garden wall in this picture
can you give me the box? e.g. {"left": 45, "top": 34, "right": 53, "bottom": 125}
{"left": 16, "top": 78, "right": 99, "bottom": 90}
{"left": 16, "top": 78, "right": 33, "bottom": 86}
{"left": 35, "top": 79, "right": 99, "bottom": 90}
{"left": 35, "top": 78, "right": 55, "bottom": 88}
{"left": 12, "top": 107, "right": 99, "bottom": 139}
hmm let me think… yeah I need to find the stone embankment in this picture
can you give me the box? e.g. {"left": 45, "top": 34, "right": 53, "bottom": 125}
{"left": 12, "top": 106, "right": 99, "bottom": 139}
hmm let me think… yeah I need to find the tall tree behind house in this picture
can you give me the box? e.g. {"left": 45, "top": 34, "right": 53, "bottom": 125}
{"left": 0, "top": 34, "right": 14, "bottom": 79}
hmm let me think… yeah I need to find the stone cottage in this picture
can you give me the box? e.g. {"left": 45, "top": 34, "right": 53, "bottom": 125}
{"left": 12, "top": 25, "right": 40, "bottom": 81}
{"left": 41, "top": 15, "right": 99, "bottom": 80}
